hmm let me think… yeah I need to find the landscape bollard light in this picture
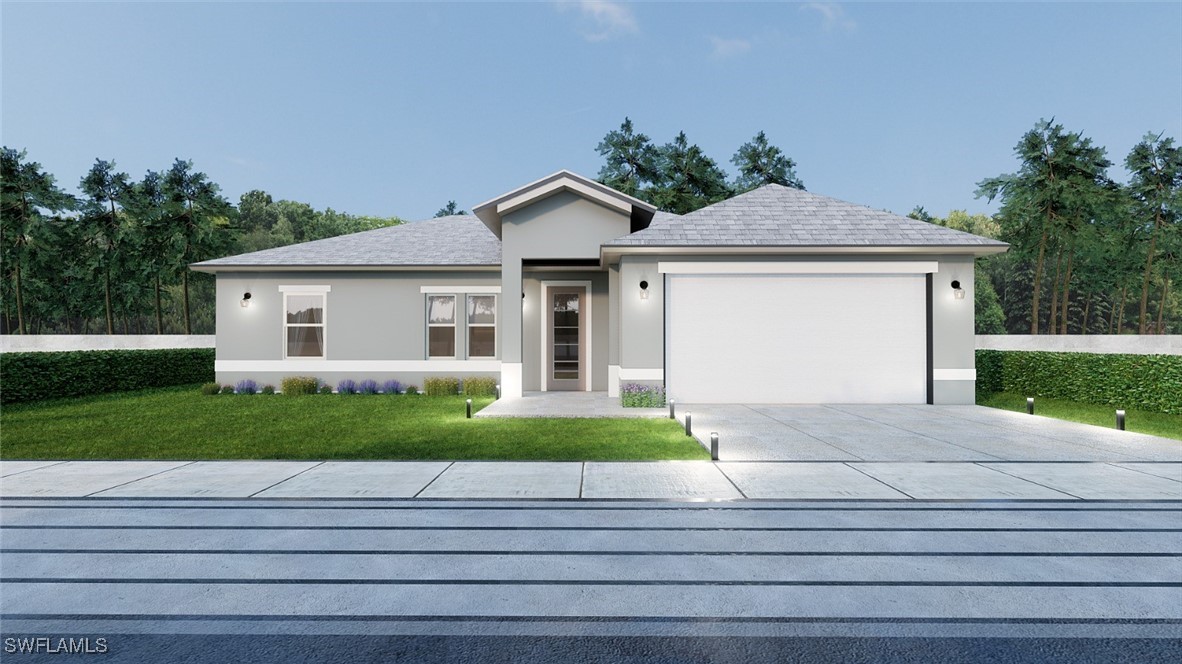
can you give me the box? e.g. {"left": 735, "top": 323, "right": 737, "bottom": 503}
{"left": 466, "top": 398, "right": 472, "bottom": 419}
{"left": 495, "top": 384, "right": 501, "bottom": 400}
{"left": 669, "top": 399, "right": 676, "bottom": 420}
{"left": 710, "top": 432, "right": 719, "bottom": 461}
{"left": 1116, "top": 409, "right": 1126, "bottom": 431}
{"left": 685, "top": 413, "right": 692, "bottom": 437}
{"left": 1026, "top": 397, "right": 1034, "bottom": 415}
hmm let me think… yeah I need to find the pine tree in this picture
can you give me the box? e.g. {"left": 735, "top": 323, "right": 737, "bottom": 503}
{"left": 731, "top": 131, "right": 804, "bottom": 192}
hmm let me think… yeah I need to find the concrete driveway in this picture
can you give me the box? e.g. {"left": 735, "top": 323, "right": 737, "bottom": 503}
{"left": 676, "top": 404, "right": 1182, "bottom": 462}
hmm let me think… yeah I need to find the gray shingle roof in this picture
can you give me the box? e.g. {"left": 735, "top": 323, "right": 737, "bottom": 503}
{"left": 605, "top": 184, "right": 1007, "bottom": 248}
{"left": 192, "top": 216, "right": 501, "bottom": 268}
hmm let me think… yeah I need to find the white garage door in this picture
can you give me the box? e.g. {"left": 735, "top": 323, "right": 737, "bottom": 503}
{"left": 667, "top": 274, "right": 928, "bottom": 404}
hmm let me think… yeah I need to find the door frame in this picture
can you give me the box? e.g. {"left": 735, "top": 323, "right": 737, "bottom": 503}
{"left": 539, "top": 280, "right": 593, "bottom": 392}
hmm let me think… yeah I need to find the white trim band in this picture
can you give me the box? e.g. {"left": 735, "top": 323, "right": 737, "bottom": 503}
{"left": 933, "top": 368, "right": 977, "bottom": 381}
{"left": 420, "top": 285, "right": 501, "bottom": 294}
{"left": 216, "top": 360, "right": 501, "bottom": 373}
{"left": 618, "top": 368, "right": 664, "bottom": 381}
{"left": 278, "top": 284, "right": 331, "bottom": 292}
{"left": 658, "top": 261, "right": 939, "bottom": 275}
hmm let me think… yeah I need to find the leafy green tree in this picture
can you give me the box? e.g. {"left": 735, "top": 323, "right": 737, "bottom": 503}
{"left": 1125, "top": 133, "right": 1182, "bottom": 333}
{"left": 434, "top": 201, "right": 466, "bottom": 217}
{"left": 977, "top": 119, "right": 1113, "bottom": 334}
{"left": 79, "top": 159, "right": 132, "bottom": 334}
{"left": 650, "top": 131, "right": 732, "bottom": 215}
{"left": 237, "top": 190, "right": 279, "bottom": 233}
{"left": 163, "top": 159, "right": 234, "bottom": 334}
{"left": 731, "top": 131, "right": 803, "bottom": 192}
{"left": 595, "top": 117, "right": 661, "bottom": 199}
{"left": 125, "top": 171, "right": 175, "bottom": 333}
{"left": 911, "top": 208, "right": 1007, "bottom": 333}
{"left": 0, "top": 148, "right": 76, "bottom": 334}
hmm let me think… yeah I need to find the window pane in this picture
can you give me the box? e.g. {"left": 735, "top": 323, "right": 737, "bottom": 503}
{"left": 428, "top": 295, "right": 456, "bottom": 324}
{"left": 554, "top": 328, "right": 579, "bottom": 345}
{"left": 554, "top": 343, "right": 579, "bottom": 361}
{"left": 286, "top": 295, "right": 323, "bottom": 324}
{"left": 429, "top": 326, "right": 455, "bottom": 357}
{"left": 553, "top": 293, "right": 579, "bottom": 313}
{"left": 286, "top": 326, "right": 324, "bottom": 357}
{"left": 469, "top": 326, "right": 496, "bottom": 358}
{"left": 467, "top": 295, "right": 496, "bottom": 325}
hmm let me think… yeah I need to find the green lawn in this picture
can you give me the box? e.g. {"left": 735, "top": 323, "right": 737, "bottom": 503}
{"left": 979, "top": 392, "right": 1182, "bottom": 441}
{"left": 0, "top": 386, "right": 708, "bottom": 461}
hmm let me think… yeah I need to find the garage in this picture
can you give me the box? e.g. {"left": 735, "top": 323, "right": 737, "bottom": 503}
{"left": 665, "top": 265, "right": 931, "bottom": 404}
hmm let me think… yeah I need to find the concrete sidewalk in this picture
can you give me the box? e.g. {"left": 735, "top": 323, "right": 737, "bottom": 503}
{"left": 1, "top": 460, "right": 1179, "bottom": 500}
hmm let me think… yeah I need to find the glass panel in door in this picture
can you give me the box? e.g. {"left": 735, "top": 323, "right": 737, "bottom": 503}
{"left": 553, "top": 292, "right": 580, "bottom": 382}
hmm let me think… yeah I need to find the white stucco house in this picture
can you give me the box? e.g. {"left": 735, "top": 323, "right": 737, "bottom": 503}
{"left": 192, "top": 170, "right": 1007, "bottom": 404}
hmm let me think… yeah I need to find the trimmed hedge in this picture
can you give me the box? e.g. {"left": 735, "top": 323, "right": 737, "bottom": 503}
{"left": 424, "top": 377, "right": 460, "bottom": 396}
{"left": 975, "top": 349, "right": 1182, "bottom": 415}
{"left": 0, "top": 348, "right": 215, "bottom": 404}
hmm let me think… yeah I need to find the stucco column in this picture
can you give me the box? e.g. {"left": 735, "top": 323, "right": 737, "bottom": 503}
{"left": 607, "top": 263, "right": 621, "bottom": 397}
{"left": 500, "top": 257, "right": 523, "bottom": 398}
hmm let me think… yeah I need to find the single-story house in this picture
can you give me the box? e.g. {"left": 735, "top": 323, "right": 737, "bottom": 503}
{"left": 192, "top": 171, "right": 1007, "bottom": 404}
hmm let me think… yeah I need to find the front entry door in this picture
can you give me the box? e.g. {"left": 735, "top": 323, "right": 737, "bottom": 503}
{"left": 546, "top": 286, "right": 586, "bottom": 391}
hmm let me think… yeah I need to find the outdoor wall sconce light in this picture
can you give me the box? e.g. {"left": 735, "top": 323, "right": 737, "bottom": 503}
{"left": 639, "top": 280, "right": 650, "bottom": 300}
{"left": 951, "top": 280, "right": 965, "bottom": 300}
{"left": 240, "top": 292, "right": 252, "bottom": 308}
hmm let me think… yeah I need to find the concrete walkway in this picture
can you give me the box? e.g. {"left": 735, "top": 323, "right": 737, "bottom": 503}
{"left": 2, "top": 460, "right": 1179, "bottom": 500}
{"left": 475, "top": 391, "right": 665, "bottom": 418}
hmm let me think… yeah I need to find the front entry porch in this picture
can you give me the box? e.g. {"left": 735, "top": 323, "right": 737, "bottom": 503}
{"left": 475, "top": 391, "right": 666, "bottom": 418}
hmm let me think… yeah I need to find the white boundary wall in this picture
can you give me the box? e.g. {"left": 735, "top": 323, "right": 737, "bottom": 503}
{"left": 0, "top": 335, "right": 215, "bottom": 353}
{"left": 976, "top": 335, "right": 1181, "bottom": 356}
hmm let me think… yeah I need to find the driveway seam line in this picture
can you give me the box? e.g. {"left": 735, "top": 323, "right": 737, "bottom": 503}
{"left": 822, "top": 404, "right": 1007, "bottom": 460}
{"left": 413, "top": 462, "right": 456, "bottom": 499}
{"left": 0, "top": 461, "right": 70, "bottom": 479}
{"left": 712, "top": 463, "right": 749, "bottom": 499}
{"left": 249, "top": 462, "right": 328, "bottom": 498}
{"left": 972, "top": 463, "right": 1084, "bottom": 500}
{"left": 745, "top": 405, "right": 860, "bottom": 461}
{"left": 83, "top": 461, "right": 199, "bottom": 498}
{"left": 578, "top": 463, "right": 586, "bottom": 499}
{"left": 1104, "top": 463, "right": 1182, "bottom": 484}
{"left": 842, "top": 463, "right": 916, "bottom": 500}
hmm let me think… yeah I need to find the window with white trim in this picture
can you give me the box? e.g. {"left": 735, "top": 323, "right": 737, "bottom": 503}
{"left": 467, "top": 294, "right": 497, "bottom": 358}
{"left": 284, "top": 293, "right": 325, "bottom": 358}
{"left": 427, "top": 295, "right": 457, "bottom": 358}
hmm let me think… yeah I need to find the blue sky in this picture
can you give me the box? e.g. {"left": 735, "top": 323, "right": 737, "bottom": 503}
{"left": 3, "top": 1, "right": 1180, "bottom": 221}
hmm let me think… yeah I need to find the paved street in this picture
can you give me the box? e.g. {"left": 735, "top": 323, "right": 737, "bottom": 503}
{"left": 0, "top": 498, "right": 1179, "bottom": 662}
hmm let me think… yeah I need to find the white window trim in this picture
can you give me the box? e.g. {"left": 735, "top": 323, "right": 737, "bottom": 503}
{"left": 426, "top": 294, "right": 458, "bottom": 359}
{"left": 657, "top": 261, "right": 939, "bottom": 275}
{"left": 282, "top": 291, "right": 327, "bottom": 360}
{"left": 278, "top": 284, "right": 332, "bottom": 292}
{"left": 420, "top": 285, "right": 501, "bottom": 294}
{"left": 466, "top": 294, "right": 498, "bottom": 359}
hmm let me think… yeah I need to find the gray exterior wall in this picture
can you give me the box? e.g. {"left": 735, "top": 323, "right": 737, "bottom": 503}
{"left": 499, "top": 191, "right": 630, "bottom": 395}
{"left": 214, "top": 270, "right": 501, "bottom": 389}
{"left": 618, "top": 255, "right": 665, "bottom": 372}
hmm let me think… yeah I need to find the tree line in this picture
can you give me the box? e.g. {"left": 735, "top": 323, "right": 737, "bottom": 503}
{"left": 593, "top": 118, "right": 1180, "bottom": 334}
{"left": 0, "top": 149, "right": 402, "bottom": 335}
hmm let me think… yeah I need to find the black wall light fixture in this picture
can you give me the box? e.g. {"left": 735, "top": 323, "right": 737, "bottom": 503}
{"left": 640, "top": 280, "right": 650, "bottom": 300}
{"left": 240, "top": 292, "right": 252, "bottom": 308}
{"left": 951, "top": 280, "right": 965, "bottom": 300}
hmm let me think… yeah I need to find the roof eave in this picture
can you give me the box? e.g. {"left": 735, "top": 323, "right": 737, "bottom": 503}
{"left": 600, "top": 243, "right": 1010, "bottom": 262}
{"left": 190, "top": 263, "right": 502, "bottom": 274}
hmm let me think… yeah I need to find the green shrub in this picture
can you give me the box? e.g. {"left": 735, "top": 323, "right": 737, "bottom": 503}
{"left": 621, "top": 383, "right": 667, "bottom": 408}
{"left": 975, "top": 350, "right": 1182, "bottom": 414}
{"left": 261, "top": 385, "right": 276, "bottom": 395}
{"left": 201, "top": 382, "right": 222, "bottom": 396}
{"left": 463, "top": 376, "right": 498, "bottom": 397}
{"left": 220, "top": 384, "right": 235, "bottom": 395}
{"left": 318, "top": 384, "right": 334, "bottom": 395}
{"left": 0, "top": 348, "right": 214, "bottom": 404}
{"left": 280, "top": 376, "right": 319, "bottom": 396}
{"left": 424, "top": 377, "right": 460, "bottom": 396}
{"left": 404, "top": 385, "right": 419, "bottom": 395}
